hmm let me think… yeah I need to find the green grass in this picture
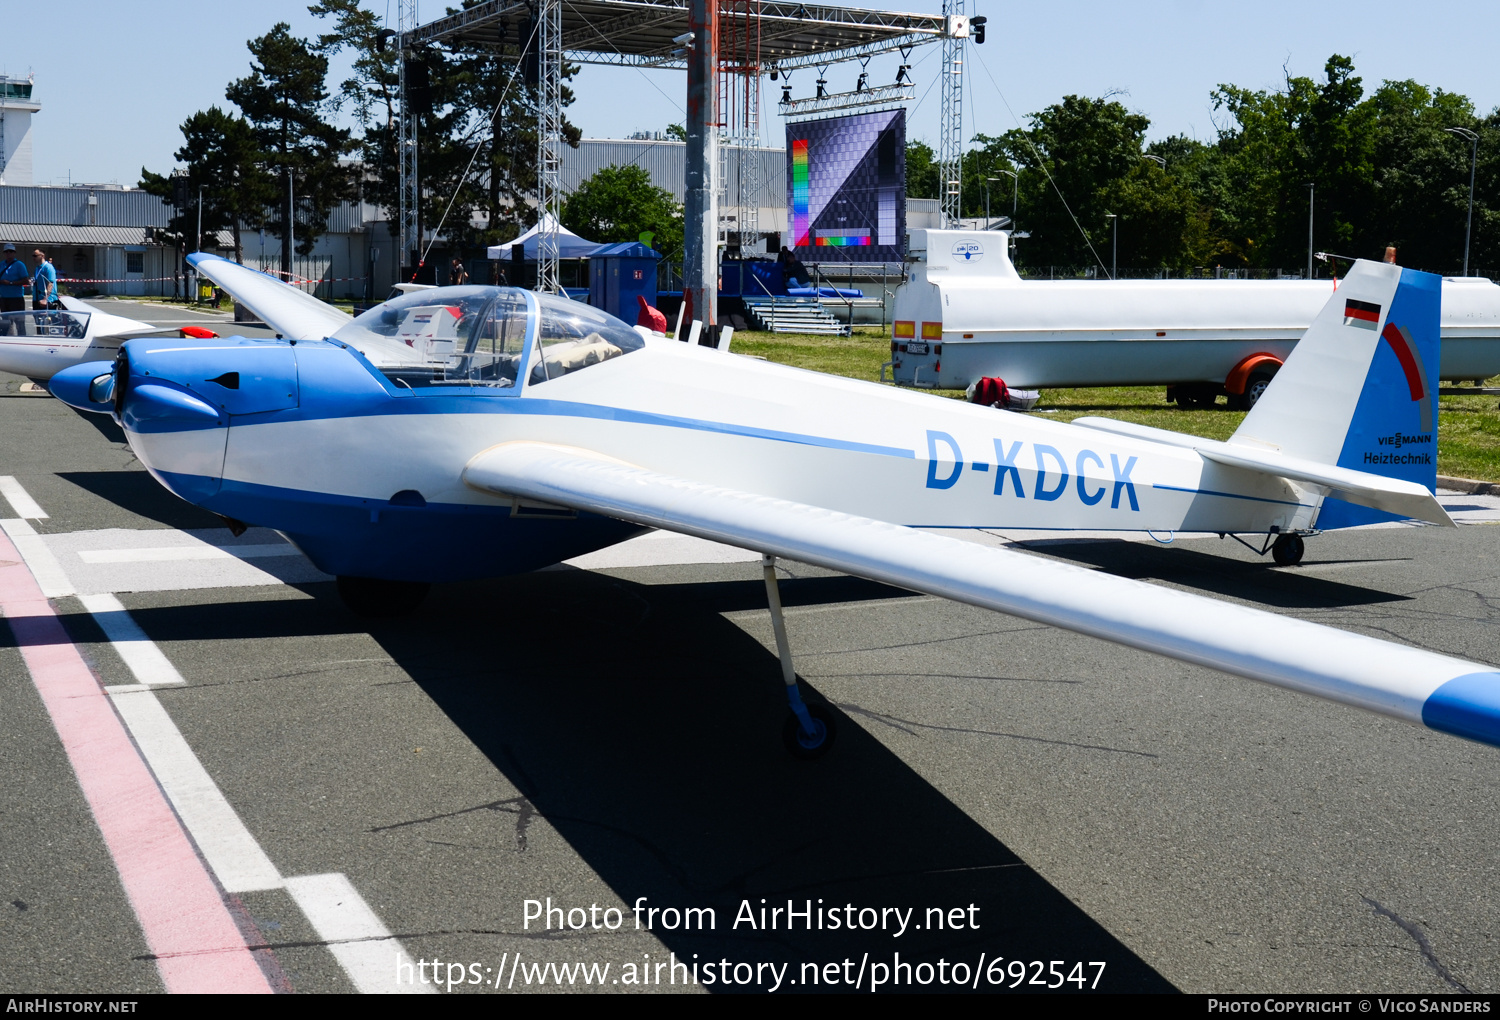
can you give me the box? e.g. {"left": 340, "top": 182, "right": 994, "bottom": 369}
{"left": 732, "top": 327, "right": 1500, "bottom": 483}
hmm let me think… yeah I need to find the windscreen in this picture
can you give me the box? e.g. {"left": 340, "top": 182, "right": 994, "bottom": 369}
{"left": 0, "top": 309, "right": 90, "bottom": 341}
{"left": 332, "top": 286, "right": 529, "bottom": 387}
{"left": 528, "top": 293, "right": 645, "bottom": 385}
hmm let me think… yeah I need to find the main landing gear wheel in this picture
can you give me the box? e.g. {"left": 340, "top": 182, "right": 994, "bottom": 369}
{"left": 1271, "top": 533, "right": 1305, "bottom": 567}
{"left": 336, "top": 575, "right": 431, "bottom": 618}
{"left": 783, "top": 703, "right": 838, "bottom": 760}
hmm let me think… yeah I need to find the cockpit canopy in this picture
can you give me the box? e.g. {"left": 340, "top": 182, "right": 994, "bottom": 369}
{"left": 330, "top": 286, "right": 645, "bottom": 389}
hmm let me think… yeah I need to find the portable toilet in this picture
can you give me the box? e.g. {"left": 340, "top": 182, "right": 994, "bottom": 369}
{"left": 589, "top": 242, "right": 662, "bottom": 323}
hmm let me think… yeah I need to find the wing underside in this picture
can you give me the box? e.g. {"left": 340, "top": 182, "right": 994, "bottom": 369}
{"left": 187, "top": 253, "right": 352, "bottom": 343}
{"left": 462, "top": 441, "right": 1493, "bottom": 743}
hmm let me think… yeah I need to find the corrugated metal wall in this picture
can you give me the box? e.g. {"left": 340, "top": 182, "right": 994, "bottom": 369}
{"left": 0, "top": 185, "right": 168, "bottom": 227}
{"left": 563, "top": 139, "right": 787, "bottom": 206}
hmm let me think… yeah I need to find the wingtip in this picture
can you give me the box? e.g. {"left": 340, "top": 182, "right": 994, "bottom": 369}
{"left": 1423, "top": 672, "right": 1500, "bottom": 748}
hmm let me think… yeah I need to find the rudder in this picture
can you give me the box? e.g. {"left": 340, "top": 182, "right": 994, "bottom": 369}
{"left": 1230, "top": 261, "right": 1441, "bottom": 528}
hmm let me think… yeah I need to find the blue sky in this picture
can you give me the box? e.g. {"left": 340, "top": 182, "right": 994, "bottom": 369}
{"left": 5, "top": 1, "right": 1498, "bottom": 187}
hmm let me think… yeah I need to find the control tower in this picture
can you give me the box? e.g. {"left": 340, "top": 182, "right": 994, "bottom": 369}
{"left": 0, "top": 74, "right": 39, "bottom": 186}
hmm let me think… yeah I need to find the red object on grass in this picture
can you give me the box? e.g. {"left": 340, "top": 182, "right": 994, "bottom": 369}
{"left": 637, "top": 295, "right": 668, "bottom": 332}
{"left": 971, "top": 376, "right": 1011, "bottom": 409}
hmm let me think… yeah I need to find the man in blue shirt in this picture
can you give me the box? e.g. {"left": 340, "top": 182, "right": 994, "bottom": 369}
{"left": 31, "top": 249, "right": 57, "bottom": 310}
{"left": 0, "top": 243, "right": 30, "bottom": 335}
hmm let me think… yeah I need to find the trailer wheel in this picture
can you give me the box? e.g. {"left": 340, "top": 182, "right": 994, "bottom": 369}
{"left": 1175, "top": 383, "right": 1218, "bottom": 409}
{"left": 1233, "top": 368, "right": 1278, "bottom": 411}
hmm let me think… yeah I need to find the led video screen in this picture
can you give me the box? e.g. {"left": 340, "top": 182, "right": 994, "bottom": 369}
{"left": 785, "top": 108, "right": 906, "bottom": 262}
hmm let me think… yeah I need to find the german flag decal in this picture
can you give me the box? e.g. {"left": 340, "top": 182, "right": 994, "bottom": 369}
{"left": 1343, "top": 299, "right": 1381, "bottom": 330}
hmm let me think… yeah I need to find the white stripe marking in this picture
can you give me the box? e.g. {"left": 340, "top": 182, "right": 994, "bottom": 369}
{"left": 79, "top": 593, "right": 186, "bottom": 686}
{"left": 56, "top": 580, "right": 417, "bottom": 989}
{"left": 79, "top": 544, "right": 297, "bottom": 564}
{"left": 283, "top": 874, "right": 432, "bottom": 994}
{"left": 0, "top": 476, "right": 47, "bottom": 519}
{"left": 2, "top": 518, "right": 74, "bottom": 597}
{"left": 106, "top": 687, "right": 285, "bottom": 894}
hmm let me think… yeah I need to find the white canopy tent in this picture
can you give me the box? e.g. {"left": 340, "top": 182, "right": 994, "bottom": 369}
{"left": 486, "top": 215, "right": 604, "bottom": 260}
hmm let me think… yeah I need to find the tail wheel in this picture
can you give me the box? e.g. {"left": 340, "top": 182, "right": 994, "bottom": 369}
{"left": 1271, "top": 534, "right": 1305, "bottom": 567}
{"left": 336, "top": 575, "right": 431, "bottom": 618}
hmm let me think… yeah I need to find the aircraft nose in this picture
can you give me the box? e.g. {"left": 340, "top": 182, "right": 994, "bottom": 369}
{"left": 117, "top": 337, "right": 299, "bottom": 426}
{"left": 50, "top": 359, "right": 119, "bottom": 413}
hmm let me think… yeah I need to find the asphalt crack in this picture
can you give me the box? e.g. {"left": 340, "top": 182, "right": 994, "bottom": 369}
{"left": 1362, "top": 896, "right": 1470, "bottom": 993}
{"left": 835, "top": 701, "right": 1158, "bottom": 757}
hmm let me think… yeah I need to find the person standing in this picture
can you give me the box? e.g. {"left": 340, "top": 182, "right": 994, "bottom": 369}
{"left": 450, "top": 257, "right": 470, "bottom": 286}
{"left": 0, "top": 244, "right": 29, "bottom": 335}
{"left": 31, "top": 249, "right": 57, "bottom": 311}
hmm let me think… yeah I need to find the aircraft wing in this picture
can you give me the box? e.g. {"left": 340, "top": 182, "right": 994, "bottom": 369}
{"left": 1071, "top": 416, "right": 1452, "bottom": 527}
{"left": 186, "top": 252, "right": 351, "bottom": 342}
{"left": 463, "top": 441, "right": 1500, "bottom": 747}
{"left": 53, "top": 296, "right": 172, "bottom": 342}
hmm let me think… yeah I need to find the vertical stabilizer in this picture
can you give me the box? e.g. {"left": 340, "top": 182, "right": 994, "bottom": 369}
{"left": 1230, "top": 260, "right": 1441, "bottom": 528}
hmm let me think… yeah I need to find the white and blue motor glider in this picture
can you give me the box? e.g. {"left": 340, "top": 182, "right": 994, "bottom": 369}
{"left": 50, "top": 254, "right": 1500, "bottom": 758}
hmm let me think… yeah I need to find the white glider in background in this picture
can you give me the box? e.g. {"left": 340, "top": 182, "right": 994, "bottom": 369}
{"left": 51, "top": 259, "right": 1500, "bottom": 759}
{"left": 0, "top": 295, "right": 212, "bottom": 382}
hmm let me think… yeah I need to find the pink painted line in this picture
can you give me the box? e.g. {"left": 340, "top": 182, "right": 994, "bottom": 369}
{"left": 0, "top": 532, "right": 272, "bottom": 994}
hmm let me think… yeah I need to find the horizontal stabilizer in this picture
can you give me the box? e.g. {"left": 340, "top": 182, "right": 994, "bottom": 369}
{"left": 187, "top": 252, "right": 351, "bottom": 343}
{"left": 1071, "top": 416, "right": 1452, "bottom": 527}
{"left": 463, "top": 441, "right": 1495, "bottom": 746}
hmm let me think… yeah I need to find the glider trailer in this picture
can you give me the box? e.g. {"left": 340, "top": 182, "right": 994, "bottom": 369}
{"left": 889, "top": 230, "right": 1500, "bottom": 407}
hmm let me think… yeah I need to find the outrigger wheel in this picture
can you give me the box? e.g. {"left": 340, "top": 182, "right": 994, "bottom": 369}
{"left": 1271, "top": 533, "right": 1305, "bottom": 567}
{"left": 336, "top": 575, "right": 431, "bottom": 618}
{"left": 783, "top": 703, "right": 838, "bottom": 760}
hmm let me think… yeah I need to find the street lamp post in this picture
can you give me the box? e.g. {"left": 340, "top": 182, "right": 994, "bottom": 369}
{"left": 1106, "top": 213, "right": 1117, "bottom": 280}
{"left": 1445, "top": 127, "right": 1479, "bottom": 276}
{"left": 1306, "top": 183, "right": 1315, "bottom": 279}
{"left": 996, "top": 170, "right": 1018, "bottom": 224}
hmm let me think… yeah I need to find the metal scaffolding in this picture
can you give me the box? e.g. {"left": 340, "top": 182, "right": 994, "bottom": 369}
{"left": 937, "top": 0, "right": 966, "bottom": 228}
{"left": 719, "top": 0, "right": 762, "bottom": 252}
{"left": 536, "top": 0, "right": 565, "bottom": 293}
{"left": 404, "top": 0, "right": 949, "bottom": 307}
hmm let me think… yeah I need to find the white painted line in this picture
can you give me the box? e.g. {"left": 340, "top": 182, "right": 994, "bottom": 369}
{"left": 0, "top": 476, "right": 47, "bottom": 519}
{"left": 76, "top": 588, "right": 422, "bottom": 990}
{"left": 80, "top": 544, "right": 296, "bottom": 564}
{"left": 284, "top": 874, "right": 433, "bottom": 994}
{"left": 79, "top": 593, "right": 186, "bottom": 686}
{"left": 2, "top": 518, "right": 74, "bottom": 598}
{"left": 107, "top": 687, "right": 285, "bottom": 894}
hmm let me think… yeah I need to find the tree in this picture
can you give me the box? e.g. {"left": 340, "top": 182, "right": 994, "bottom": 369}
{"left": 563, "top": 164, "right": 683, "bottom": 255}
{"left": 666, "top": 123, "right": 687, "bottom": 142}
{"left": 226, "top": 22, "right": 355, "bottom": 277}
{"left": 315, "top": 6, "right": 583, "bottom": 265}
{"left": 986, "top": 95, "right": 1207, "bottom": 271}
{"left": 905, "top": 140, "right": 938, "bottom": 200}
{"left": 173, "top": 108, "right": 274, "bottom": 263}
